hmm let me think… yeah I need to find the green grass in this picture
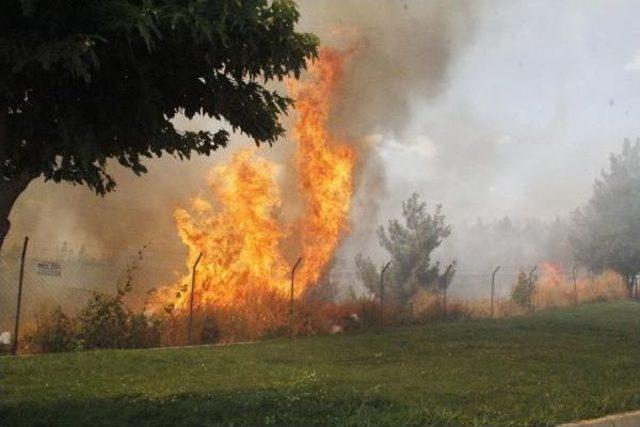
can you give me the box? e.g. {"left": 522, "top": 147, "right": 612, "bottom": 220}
{"left": 3, "top": 301, "right": 640, "bottom": 426}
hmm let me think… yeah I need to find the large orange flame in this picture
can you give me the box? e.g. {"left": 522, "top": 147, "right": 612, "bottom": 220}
{"left": 167, "top": 149, "right": 290, "bottom": 311}
{"left": 290, "top": 48, "right": 355, "bottom": 288}
{"left": 154, "top": 48, "right": 355, "bottom": 336}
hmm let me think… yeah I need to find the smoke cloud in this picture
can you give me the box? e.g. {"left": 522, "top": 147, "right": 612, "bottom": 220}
{"left": 300, "top": 0, "right": 476, "bottom": 136}
{"left": 5, "top": 0, "right": 480, "bottom": 288}
{"left": 7, "top": 1, "right": 638, "bottom": 301}
{"left": 297, "top": 0, "right": 478, "bottom": 259}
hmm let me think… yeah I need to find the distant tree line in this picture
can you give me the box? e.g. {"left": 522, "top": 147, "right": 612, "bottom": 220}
{"left": 356, "top": 138, "right": 640, "bottom": 304}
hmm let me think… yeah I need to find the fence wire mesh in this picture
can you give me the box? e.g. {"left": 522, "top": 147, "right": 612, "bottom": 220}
{"left": 0, "top": 239, "right": 189, "bottom": 340}
{"left": 0, "top": 237, "right": 616, "bottom": 353}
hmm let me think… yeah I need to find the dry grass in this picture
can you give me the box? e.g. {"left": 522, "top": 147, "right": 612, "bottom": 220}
{"left": 409, "top": 269, "right": 628, "bottom": 322}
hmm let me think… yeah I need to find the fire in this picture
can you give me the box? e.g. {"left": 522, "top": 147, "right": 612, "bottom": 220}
{"left": 532, "top": 262, "right": 627, "bottom": 309}
{"left": 154, "top": 48, "right": 355, "bottom": 338}
{"left": 168, "top": 149, "right": 290, "bottom": 310}
{"left": 290, "top": 48, "right": 355, "bottom": 288}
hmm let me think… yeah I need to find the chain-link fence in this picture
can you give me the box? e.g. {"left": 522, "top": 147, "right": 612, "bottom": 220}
{"left": 1, "top": 237, "right": 624, "bottom": 354}
{"left": 0, "top": 238, "right": 188, "bottom": 349}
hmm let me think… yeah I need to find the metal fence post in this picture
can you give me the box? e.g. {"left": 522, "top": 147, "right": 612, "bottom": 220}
{"left": 491, "top": 266, "right": 500, "bottom": 318}
{"left": 12, "top": 236, "right": 28, "bottom": 355}
{"left": 441, "top": 264, "right": 453, "bottom": 321}
{"left": 289, "top": 257, "right": 302, "bottom": 340}
{"left": 572, "top": 263, "right": 578, "bottom": 305}
{"left": 528, "top": 265, "right": 537, "bottom": 313}
{"left": 187, "top": 252, "right": 203, "bottom": 345}
{"left": 380, "top": 261, "right": 391, "bottom": 329}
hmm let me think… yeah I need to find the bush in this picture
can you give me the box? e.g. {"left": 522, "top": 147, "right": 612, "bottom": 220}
{"left": 26, "top": 306, "right": 79, "bottom": 353}
{"left": 78, "top": 293, "right": 130, "bottom": 349}
{"left": 78, "top": 293, "right": 163, "bottom": 350}
{"left": 129, "top": 312, "right": 163, "bottom": 349}
{"left": 512, "top": 271, "right": 535, "bottom": 310}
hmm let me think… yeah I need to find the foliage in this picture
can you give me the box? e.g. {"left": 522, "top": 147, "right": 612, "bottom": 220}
{"left": 354, "top": 253, "right": 380, "bottom": 295}
{"left": 78, "top": 292, "right": 161, "bottom": 349}
{"left": 0, "top": 0, "right": 318, "bottom": 192}
{"left": 6, "top": 302, "right": 640, "bottom": 426}
{"left": 128, "top": 312, "right": 163, "bottom": 349}
{"left": 511, "top": 270, "right": 535, "bottom": 310}
{"left": 23, "top": 247, "right": 161, "bottom": 353}
{"left": 77, "top": 293, "right": 130, "bottom": 349}
{"left": 25, "top": 306, "right": 79, "bottom": 353}
{"left": 571, "top": 139, "right": 640, "bottom": 291}
{"left": 27, "top": 248, "right": 161, "bottom": 352}
{"left": 356, "top": 193, "right": 456, "bottom": 307}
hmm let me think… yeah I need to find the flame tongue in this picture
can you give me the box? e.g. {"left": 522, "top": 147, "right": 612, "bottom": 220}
{"left": 156, "top": 48, "right": 355, "bottom": 336}
{"left": 292, "top": 48, "right": 356, "bottom": 288}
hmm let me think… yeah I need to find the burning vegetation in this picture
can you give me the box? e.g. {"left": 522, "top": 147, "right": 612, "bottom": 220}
{"left": 7, "top": 11, "right": 640, "bottom": 353}
{"left": 10, "top": 128, "right": 639, "bottom": 351}
{"left": 152, "top": 48, "right": 355, "bottom": 340}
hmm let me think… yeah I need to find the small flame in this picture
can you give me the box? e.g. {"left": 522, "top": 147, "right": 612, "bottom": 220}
{"left": 533, "top": 262, "right": 627, "bottom": 308}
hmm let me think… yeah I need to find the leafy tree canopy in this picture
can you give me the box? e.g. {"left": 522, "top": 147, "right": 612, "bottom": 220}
{"left": 511, "top": 270, "right": 535, "bottom": 311}
{"left": 0, "top": 0, "right": 318, "bottom": 193}
{"left": 571, "top": 139, "right": 640, "bottom": 286}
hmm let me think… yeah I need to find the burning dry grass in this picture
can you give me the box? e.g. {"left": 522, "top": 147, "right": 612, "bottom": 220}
{"left": 409, "top": 267, "right": 628, "bottom": 322}
{"left": 160, "top": 288, "right": 290, "bottom": 345}
{"left": 157, "top": 266, "right": 629, "bottom": 346}
{"left": 533, "top": 266, "right": 627, "bottom": 308}
{"left": 15, "top": 265, "right": 632, "bottom": 353}
{"left": 158, "top": 296, "right": 381, "bottom": 345}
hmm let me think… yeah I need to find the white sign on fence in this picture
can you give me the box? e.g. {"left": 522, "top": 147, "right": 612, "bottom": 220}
{"left": 36, "top": 261, "right": 62, "bottom": 277}
{"left": 0, "top": 331, "right": 10, "bottom": 345}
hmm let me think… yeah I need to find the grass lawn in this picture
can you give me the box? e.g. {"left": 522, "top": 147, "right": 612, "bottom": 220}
{"left": 3, "top": 301, "right": 640, "bottom": 426}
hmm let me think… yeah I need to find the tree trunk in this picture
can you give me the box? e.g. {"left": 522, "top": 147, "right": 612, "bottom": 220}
{"left": 0, "top": 172, "right": 34, "bottom": 253}
{"left": 0, "top": 104, "right": 35, "bottom": 253}
{"left": 630, "top": 275, "right": 638, "bottom": 300}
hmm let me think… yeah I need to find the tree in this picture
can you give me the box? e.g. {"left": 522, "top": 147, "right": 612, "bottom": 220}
{"left": 356, "top": 193, "right": 456, "bottom": 307}
{"left": 354, "top": 252, "right": 380, "bottom": 295}
{"left": 570, "top": 139, "right": 640, "bottom": 294}
{"left": 0, "top": 0, "right": 318, "bottom": 249}
{"left": 511, "top": 270, "right": 534, "bottom": 310}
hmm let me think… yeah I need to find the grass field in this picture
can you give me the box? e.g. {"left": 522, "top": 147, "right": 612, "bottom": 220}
{"left": 3, "top": 301, "right": 640, "bottom": 426}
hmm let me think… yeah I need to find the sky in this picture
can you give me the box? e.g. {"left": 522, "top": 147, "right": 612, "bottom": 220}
{"left": 6, "top": 0, "right": 640, "bottom": 263}
{"left": 374, "top": 0, "right": 640, "bottom": 223}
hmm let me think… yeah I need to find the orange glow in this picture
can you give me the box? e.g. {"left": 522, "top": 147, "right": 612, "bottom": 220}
{"left": 533, "top": 262, "right": 627, "bottom": 308}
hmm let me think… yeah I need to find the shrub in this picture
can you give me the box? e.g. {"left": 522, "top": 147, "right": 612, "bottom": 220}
{"left": 129, "top": 312, "right": 163, "bottom": 349}
{"left": 511, "top": 271, "right": 535, "bottom": 310}
{"left": 26, "top": 306, "right": 79, "bottom": 353}
{"left": 78, "top": 293, "right": 164, "bottom": 350}
{"left": 78, "top": 293, "right": 130, "bottom": 349}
